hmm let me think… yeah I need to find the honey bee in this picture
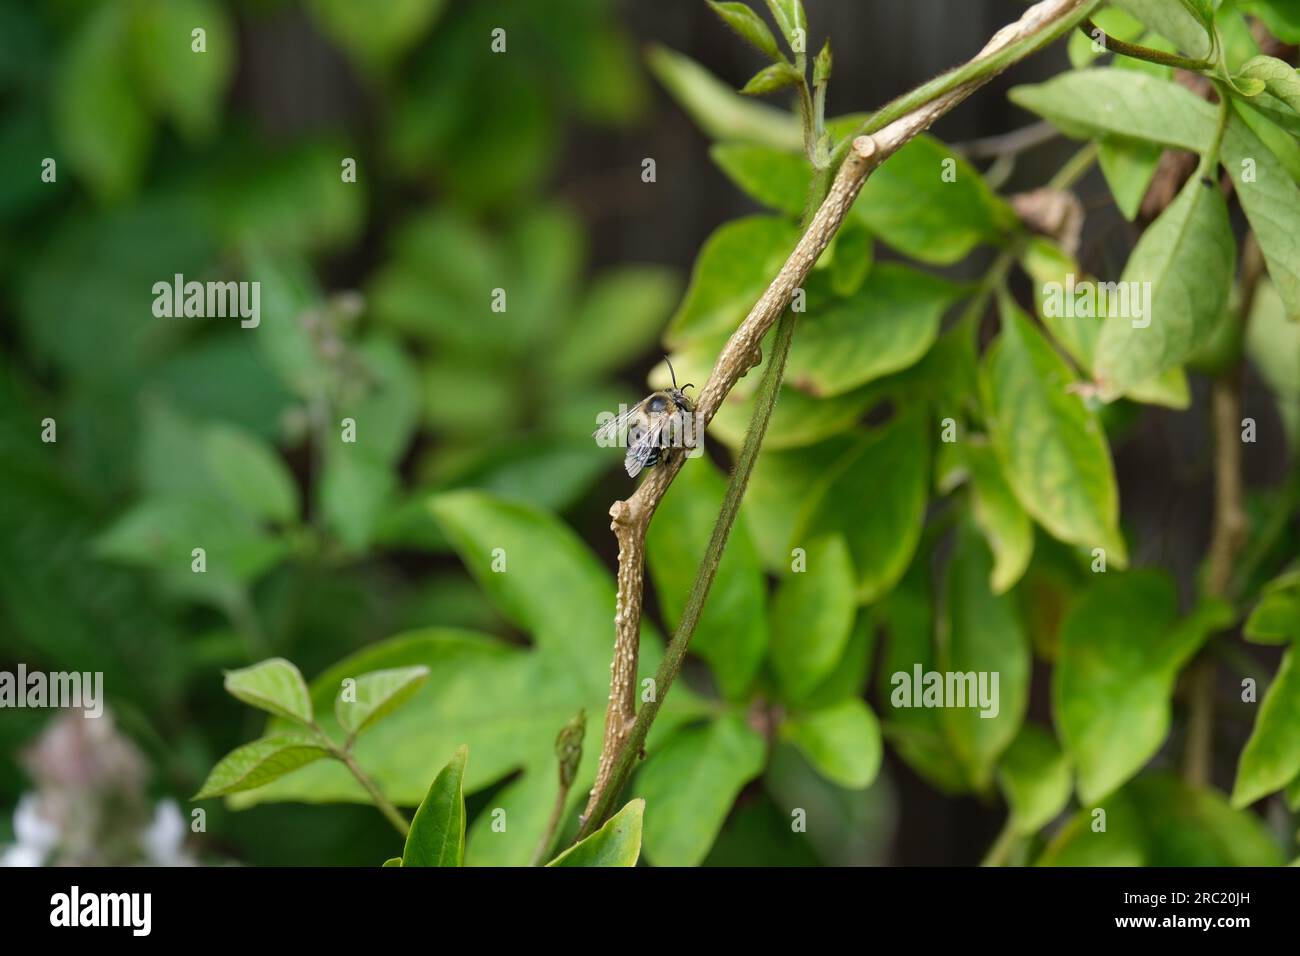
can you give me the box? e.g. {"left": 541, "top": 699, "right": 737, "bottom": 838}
{"left": 593, "top": 358, "right": 699, "bottom": 478}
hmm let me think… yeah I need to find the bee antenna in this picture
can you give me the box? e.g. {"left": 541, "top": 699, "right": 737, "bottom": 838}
{"left": 683, "top": 383, "right": 695, "bottom": 393}
{"left": 665, "top": 355, "right": 679, "bottom": 389}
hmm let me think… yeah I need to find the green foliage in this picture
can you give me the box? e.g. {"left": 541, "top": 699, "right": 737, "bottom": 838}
{"left": 780, "top": 698, "right": 882, "bottom": 790}
{"left": 1040, "top": 774, "right": 1283, "bottom": 866}
{"left": 547, "top": 799, "right": 644, "bottom": 867}
{"left": 1232, "top": 650, "right": 1300, "bottom": 807}
{"left": 796, "top": 408, "right": 930, "bottom": 603}
{"left": 635, "top": 716, "right": 765, "bottom": 866}
{"left": 851, "top": 136, "right": 1017, "bottom": 265}
{"left": 997, "top": 724, "right": 1072, "bottom": 836}
{"left": 403, "top": 746, "right": 468, "bottom": 867}
{"left": 941, "top": 524, "right": 1030, "bottom": 789}
{"left": 194, "top": 736, "right": 331, "bottom": 800}
{"left": 1093, "top": 174, "right": 1236, "bottom": 397}
{"left": 647, "top": 459, "right": 769, "bottom": 699}
{"left": 770, "top": 535, "right": 855, "bottom": 700}
{"left": 223, "top": 659, "right": 314, "bottom": 726}
{"left": 982, "top": 300, "right": 1126, "bottom": 564}
{"left": 1053, "top": 573, "right": 1231, "bottom": 802}
{"left": 336, "top": 667, "right": 432, "bottom": 740}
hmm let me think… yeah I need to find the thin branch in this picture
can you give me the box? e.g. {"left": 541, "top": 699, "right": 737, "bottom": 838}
{"left": 579, "top": 0, "right": 1103, "bottom": 837}
{"left": 955, "top": 120, "right": 1060, "bottom": 159}
{"left": 1079, "top": 17, "right": 1214, "bottom": 72}
{"left": 1182, "top": 92, "right": 1241, "bottom": 789}
{"left": 337, "top": 748, "right": 411, "bottom": 838}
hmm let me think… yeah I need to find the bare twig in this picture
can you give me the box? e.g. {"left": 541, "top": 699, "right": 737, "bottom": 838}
{"left": 956, "top": 120, "right": 1060, "bottom": 159}
{"left": 579, "top": 0, "right": 1101, "bottom": 835}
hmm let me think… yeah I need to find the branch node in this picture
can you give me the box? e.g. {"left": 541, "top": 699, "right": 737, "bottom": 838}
{"left": 609, "top": 499, "right": 633, "bottom": 528}
{"left": 852, "top": 134, "right": 878, "bottom": 160}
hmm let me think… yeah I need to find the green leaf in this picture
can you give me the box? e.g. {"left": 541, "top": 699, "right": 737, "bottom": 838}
{"left": 1236, "top": 98, "right": 1300, "bottom": 183}
{"left": 666, "top": 215, "right": 800, "bottom": 346}
{"left": 1040, "top": 774, "right": 1282, "bottom": 865}
{"left": 707, "top": 2, "right": 781, "bottom": 60}
{"left": 1093, "top": 174, "right": 1235, "bottom": 397}
{"left": 879, "top": 557, "right": 971, "bottom": 794}
{"left": 997, "top": 723, "right": 1071, "bottom": 836}
{"left": 710, "top": 379, "right": 879, "bottom": 450}
{"left": 635, "top": 715, "right": 765, "bottom": 866}
{"left": 784, "top": 264, "right": 964, "bottom": 397}
{"left": 1221, "top": 113, "right": 1300, "bottom": 320}
{"left": 335, "top": 666, "right": 432, "bottom": 738}
{"left": 1239, "top": 1, "right": 1300, "bottom": 43}
{"left": 307, "top": 0, "right": 445, "bottom": 70}
{"left": 813, "top": 38, "right": 832, "bottom": 87}
{"left": 781, "top": 698, "right": 881, "bottom": 789}
{"left": 52, "top": 2, "right": 151, "bottom": 201}
{"left": 217, "top": 142, "right": 367, "bottom": 255}
{"left": 744, "top": 437, "right": 858, "bottom": 571}
{"left": 770, "top": 535, "right": 856, "bottom": 700}
{"left": 1113, "top": 0, "right": 1213, "bottom": 56}
{"left": 1245, "top": 279, "right": 1300, "bottom": 444}
{"left": 1010, "top": 69, "right": 1216, "bottom": 153}
{"left": 1243, "top": 567, "right": 1300, "bottom": 644}
{"left": 1098, "top": 137, "right": 1162, "bottom": 221}
{"left": 1239, "top": 59, "right": 1300, "bottom": 116}
{"left": 548, "top": 267, "right": 679, "bottom": 382}
{"left": 1020, "top": 239, "right": 1100, "bottom": 372}
{"left": 647, "top": 458, "right": 769, "bottom": 699}
{"left": 403, "top": 745, "right": 467, "bottom": 866}
{"left": 740, "top": 61, "right": 803, "bottom": 96}
{"left": 381, "top": 857, "right": 402, "bottom": 867}
{"left": 794, "top": 407, "right": 930, "bottom": 603}
{"left": 763, "top": 0, "right": 807, "bottom": 52}
{"left": 800, "top": 612, "right": 875, "bottom": 710}
{"left": 94, "top": 496, "right": 288, "bottom": 598}
{"left": 828, "top": 217, "right": 873, "bottom": 296}
{"left": 964, "top": 441, "right": 1034, "bottom": 594}
{"left": 129, "top": 0, "right": 234, "bottom": 141}
{"left": 1232, "top": 650, "right": 1300, "bottom": 807}
{"left": 547, "top": 798, "right": 644, "bottom": 867}
{"left": 193, "top": 735, "right": 330, "bottom": 799}
{"left": 203, "top": 424, "right": 299, "bottom": 524}
{"left": 1053, "top": 572, "right": 1232, "bottom": 802}
{"left": 1020, "top": 240, "right": 1190, "bottom": 409}
{"left": 1245, "top": 592, "right": 1300, "bottom": 644}
{"left": 646, "top": 45, "right": 801, "bottom": 151}
{"left": 852, "top": 135, "right": 1015, "bottom": 265}
{"left": 939, "top": 523, "right": 1030, "bottom": 789}
{"left": 982, "top": 299, "right": 1126, "bottom": 564}
{"left": 319, "top": 445, "right": 397, "bottom": 552}
{"left": 224, "top": 658, "right": 314, "bottom": 725}
{"left": 710, "top": 143, "right": 807, "bottom": 215}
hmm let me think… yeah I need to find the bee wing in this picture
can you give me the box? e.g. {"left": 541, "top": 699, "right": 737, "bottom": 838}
{"left": 592, "top": 400, "right": 646, "bottom": 445}
{"left": 624, "top": 415, "right": 668, "bottom": 478}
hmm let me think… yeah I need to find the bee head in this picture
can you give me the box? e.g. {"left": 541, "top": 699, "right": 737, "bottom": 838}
{"left": 664, "top": 356, "right": 695, "bottom": 405}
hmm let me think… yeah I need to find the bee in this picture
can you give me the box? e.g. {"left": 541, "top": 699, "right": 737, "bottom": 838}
{"left": 593, "top": 358, "right": 698, "bottom": 478}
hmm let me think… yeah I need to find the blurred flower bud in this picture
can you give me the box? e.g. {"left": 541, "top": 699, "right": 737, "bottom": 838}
{"left": 555, "top": 709, "right": 586, "bottom": 789}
